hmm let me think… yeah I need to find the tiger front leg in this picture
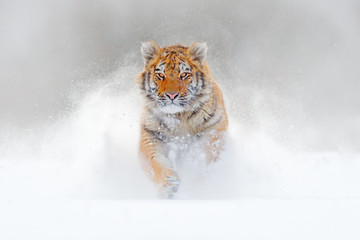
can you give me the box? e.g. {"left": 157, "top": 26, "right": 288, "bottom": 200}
{"left": 205, "top": 129, "right": 226, "bottom": 163}
{"left": 139, "top": 129, "right": 180, "bottom": 198}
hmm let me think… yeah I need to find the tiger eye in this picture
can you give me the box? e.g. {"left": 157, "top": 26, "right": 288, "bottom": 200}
{"left": 156, "top": 73, "right": 165, "bottom": 80}
{"left": 180, "top": 72, "right": 187, "bottom": 79}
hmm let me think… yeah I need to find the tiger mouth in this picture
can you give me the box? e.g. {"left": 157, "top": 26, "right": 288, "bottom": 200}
{"left": 159, "top": 98, "right": 187, "bottom": 106}
{"left": 159, "top": 103, "right": 185, "bottom": 114}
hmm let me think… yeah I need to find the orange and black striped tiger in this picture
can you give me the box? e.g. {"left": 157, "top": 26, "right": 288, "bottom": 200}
{"left": 136, "top": 41, "right": 228, "bottom": 198}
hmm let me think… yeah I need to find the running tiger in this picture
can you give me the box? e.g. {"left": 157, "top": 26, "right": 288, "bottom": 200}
{"left": 136, "top": 41, "right": 228, "bottom": 198}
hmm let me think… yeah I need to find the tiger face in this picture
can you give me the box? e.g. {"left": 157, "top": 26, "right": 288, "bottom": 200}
{"left": 138, "top": 41, "right": 210, "bottom": 114}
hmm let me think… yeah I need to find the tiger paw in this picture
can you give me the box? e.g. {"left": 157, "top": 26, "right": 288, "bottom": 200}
{"left": 159, "top": 171, "right": 180, "bottom": 199}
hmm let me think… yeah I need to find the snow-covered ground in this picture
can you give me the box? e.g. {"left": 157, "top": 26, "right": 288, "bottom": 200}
{"left": 0, "top": 72, "right": 359, "bottom": 239}
{"left": 1, "top": 198, "right": 360, "bottom": 240}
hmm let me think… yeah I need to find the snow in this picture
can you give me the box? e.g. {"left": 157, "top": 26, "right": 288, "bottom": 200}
{"left": 1, "top": 198, "right": 359, "bottom": 240}
{"left": 0, "top": 75, "right": 359, "bottom": 239}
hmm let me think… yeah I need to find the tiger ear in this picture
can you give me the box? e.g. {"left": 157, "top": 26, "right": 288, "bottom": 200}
{"left": 141, "top": 41, "right": 160, "bottom": 65}
{"left": 188, "top": 41, "right": 207, "bottom": 65}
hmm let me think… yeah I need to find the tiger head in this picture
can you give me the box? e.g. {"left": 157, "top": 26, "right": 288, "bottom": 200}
{"left": 137, "top": 41, "right": 212, "bottom": 114}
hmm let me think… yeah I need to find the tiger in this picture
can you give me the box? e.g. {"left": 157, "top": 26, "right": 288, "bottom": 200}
{"left": 136, "top": 41, "right": 228, "bottom": 198}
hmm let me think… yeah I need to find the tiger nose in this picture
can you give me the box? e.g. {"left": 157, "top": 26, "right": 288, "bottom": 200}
{"left": 165, "top": 92, "right": 179, "bottom": 100}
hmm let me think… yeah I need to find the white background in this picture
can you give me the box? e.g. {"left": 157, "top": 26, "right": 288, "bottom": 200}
{"left": 0, "top": 0, "right": 359, "bottom": 239}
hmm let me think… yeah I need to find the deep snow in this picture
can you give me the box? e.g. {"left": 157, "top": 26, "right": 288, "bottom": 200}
{"left": 0, "top": 69, "right": 359, "bottom": 240}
